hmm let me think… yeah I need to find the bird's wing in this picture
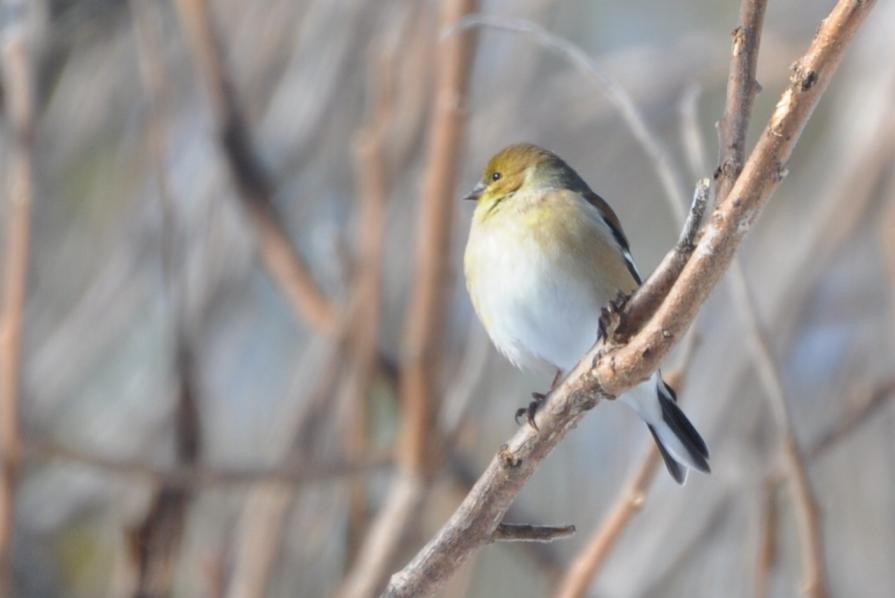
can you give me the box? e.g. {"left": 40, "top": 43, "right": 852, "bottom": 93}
{"left": 583, "top": 190, "right": 642, "bottom": 285}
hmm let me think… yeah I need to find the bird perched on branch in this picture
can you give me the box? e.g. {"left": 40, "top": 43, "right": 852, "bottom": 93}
{"left": 462, "top": 143, "right": 709, "bottom": 484}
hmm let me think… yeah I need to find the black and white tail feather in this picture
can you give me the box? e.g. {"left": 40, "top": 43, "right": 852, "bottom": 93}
{"left": 622, "top": 372, "right": 710, "bottom": 484}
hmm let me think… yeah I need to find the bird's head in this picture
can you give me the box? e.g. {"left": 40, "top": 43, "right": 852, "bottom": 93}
{"left": 463, "top": 143, "right": 583, "bottom": 220}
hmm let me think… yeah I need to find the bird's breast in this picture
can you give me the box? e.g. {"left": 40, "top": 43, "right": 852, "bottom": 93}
{"left": 464, "top": 198, "right": 631, "bottom": 372}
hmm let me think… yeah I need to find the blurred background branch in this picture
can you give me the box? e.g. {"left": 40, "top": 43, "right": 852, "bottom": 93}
{"left": 338, "top": 2, "right": 479, "bottom": 596}
{"left": 0, "top": 3, "right": 36, "bottom": 592}
{"left": 1, "top": 0, "right": 892, "bottom": 596}
{"left": 173, "top": 0, "right": 338, "bottom": 335}
{"left": 385, "top": 1, "right": 877, "bottom": 595}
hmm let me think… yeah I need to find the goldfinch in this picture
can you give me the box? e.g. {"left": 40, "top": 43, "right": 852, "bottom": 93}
{"left": 462, "top": 143, "right": 710, "bottom": 484}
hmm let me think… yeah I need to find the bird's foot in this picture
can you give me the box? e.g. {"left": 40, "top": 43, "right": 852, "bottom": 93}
{"left": 597, "top": 291, "right": 631, "bottom": 342}
{"left": 515, "top": 391, "right": 547, "bottom": 431}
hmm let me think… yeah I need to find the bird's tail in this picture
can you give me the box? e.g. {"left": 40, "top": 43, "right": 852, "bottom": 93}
{"left": 621, "top": 372, "right": 710, "bottom": 485}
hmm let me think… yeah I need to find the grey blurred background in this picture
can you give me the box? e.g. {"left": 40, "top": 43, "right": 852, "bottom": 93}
{"left": 1, "top": 0, "right": 894, "bottom": 596}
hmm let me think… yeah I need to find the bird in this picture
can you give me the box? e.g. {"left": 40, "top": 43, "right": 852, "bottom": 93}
{"left": 462, "top": 142, "right": 709, "bottom": 484}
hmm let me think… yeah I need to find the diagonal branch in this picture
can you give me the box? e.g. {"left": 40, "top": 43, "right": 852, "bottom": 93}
{"left": 173, "top": 0, "right": 338, "bottom": 335}
{"left": 448, "top": 15, "right": 688, "bottom": 222}
{"left": 445, "top": 15, "right": 709, "bottom": 336}
{"left": 728, "top": 265, "right": 827, "bottom": 597}
{"left": 384, "top": 2, "right": 876, "bottom": 595}
{"left": 712, "top": 2, "right": 828, "bottom": 595}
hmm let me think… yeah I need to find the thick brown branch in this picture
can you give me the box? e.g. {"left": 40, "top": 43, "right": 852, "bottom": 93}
{"left": 447, "top": 453, "right": 563, "bottom": 578}
{"left": 716, "top": 0, "right": 767, "bottom": 203}
{"left": 384, "top": 2, "right": 876, "bottom": 595}
{"left": 173, "top": 0, "right": 338, "bottom": 334}
{"left": 0, "top": 14, "right": 35, "bottom": 590}
{"left": 491, "top": 523, "right": 576, "bottom": 543}
{"left": 595, "top": 0, "right": 874, "bottom": 397}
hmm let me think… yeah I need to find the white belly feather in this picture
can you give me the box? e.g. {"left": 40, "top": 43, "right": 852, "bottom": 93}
{"left": 464, "top": 196, "right": 620, "bottom": 373}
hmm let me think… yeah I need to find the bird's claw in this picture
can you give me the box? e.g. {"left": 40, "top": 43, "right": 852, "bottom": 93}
{"left": 515, "top": 392, "right": 547, "bottom": 431}
{"left": 598, "top": 291, "right": 630, "bottom": 342}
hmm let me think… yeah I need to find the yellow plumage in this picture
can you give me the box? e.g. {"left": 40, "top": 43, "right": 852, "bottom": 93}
{"left": 461, "top": 143, "right": 710, "bottom": 484}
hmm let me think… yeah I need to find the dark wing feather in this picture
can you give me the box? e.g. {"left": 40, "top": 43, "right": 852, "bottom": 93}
{"left": 584, "top": 191, "right": 642, "bottom": 285}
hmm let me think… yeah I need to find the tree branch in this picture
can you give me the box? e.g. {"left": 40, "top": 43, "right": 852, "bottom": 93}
{"left": 21, "top": 437, "right": 390, "bottom": 488}
{"left": 343, "top": 34, "right": 398, "bottom": 567}
{"left": 619, "top": 179, "right": 710, "bottom": 336}
{"left": 710, "top": 2, "right": 828, "bottom": 594}
{"left": 129, "top": 2, "right": 202, "bottom": 593}
{"left": 754, "top": 479, "right": 778, "bottom": 598}
{"left": 553, "top": 366, "right": 691, "bottom": 598}
{"left": 337, "top": 2, "right": 479, "bottom": 596}
{"left": 383, "top": 2, "right": 876, "bottom": 595}
{"left": 448, "top": 14, "right": 688, "bottom": 222}
{"left": 728, "top": 264, "right": 828, "bottom": 597}
{"left": 0, "top": 7, "right": 35, "bottom": 589}
{"left": 173, "top": 0, "right": 338, "bottom": 335}
{"left": 491, "top": 523, "right": 576, "bottom": 544}
{"left": 715, "top": 0, "right": 767, "bottom": 202}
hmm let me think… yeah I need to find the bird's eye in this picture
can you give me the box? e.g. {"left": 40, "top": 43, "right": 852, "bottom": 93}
{"left": 491, "top": 171, "right": 502, "bottom": 181}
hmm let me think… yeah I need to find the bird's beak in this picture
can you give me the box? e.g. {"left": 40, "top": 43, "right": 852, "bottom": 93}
{"left": 462, "top": 182, "right": 485, "bottom": 202}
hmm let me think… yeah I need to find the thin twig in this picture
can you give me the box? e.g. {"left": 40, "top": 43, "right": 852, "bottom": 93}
{"left": 644, "top": 378, "right": 895, "bottom": 597}
{"left": 224, "top": 342, "right": 352, "bottom": 598}
{"left": 398, "top": 0, "right": 478, "bottom": 473}
{"left": 439, "top": 323, "right": 490, "bottom": 444}
{"left": 173, "top": 0, "right": 338, "bottom": 335}
{"left": 447, "top": 452, "right": 564, "bottom": 579}
{"left": 716, "top": 0, "right": 767, "bottom": 204}
{"left": 803, "top": 379, "right": 895, "bottom": 466}
{"left": 491, "top": 524, "right": 576, "bottom": 543}
{"left": 553, "top": 367, "right": 690, "bottom": 598}
{"left": 713, "top": 2, "right": 828, "bottom": 595}
{"left": 752, "top": 380, "right": 895, "bottom": 596}
{"left": 337, "top": 2, "right": 479, "bottom": 597}
{"left": 754, "top": 479, "right": 778, "bottom": 598}
{"left": 555, "top": 448, "right": 661, "bottom": 598}
{"left": 129, "top": 1, "right": 203, "bottom": 594}
{"left": 620, "top": 179, "right": 709, "bottom": 337}
{"left": 21, "top": 438, "right": 390, "bottom": 488}
{"left": 452, "top": 18, "right": 711, "bottom": 337}
{"left": 0, "top": 9, "right": 35, "bottom": 590}
{"left": 729, "top": 263, "right": 828, "bottom": 598}
{"left": 882, "top": 187, "right": 895, "bottom": 341}
{"left": 344, "top": 36, "right": 397, "bottom": 566}
{"left": 384, "top": 3, "right": 876, "bottom": 594}
{"left": 446, "top": 14, "right": 688, "bottom": 222}
{"left": 679, "top": 84, "right": 710, "bottom": 178}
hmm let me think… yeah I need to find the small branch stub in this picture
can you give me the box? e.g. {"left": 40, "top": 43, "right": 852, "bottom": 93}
{"left": 491, "top": 523, "right": 576, "bottom": 543}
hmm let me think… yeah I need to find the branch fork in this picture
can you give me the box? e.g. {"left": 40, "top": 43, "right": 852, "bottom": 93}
{"left": 383, "top": 2, "right": 876, "bottom": 595}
